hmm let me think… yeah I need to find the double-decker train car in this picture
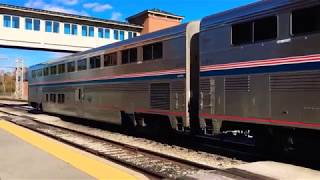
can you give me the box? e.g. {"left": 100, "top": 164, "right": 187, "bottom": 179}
{"left": 29, "top": 0, "right": 320, "bottom": 149}
{"left": 29, "top": 21, "right": 200, "bottom": 130}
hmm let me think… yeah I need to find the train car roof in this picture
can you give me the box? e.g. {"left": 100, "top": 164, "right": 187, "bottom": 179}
{"left": 30, "top": 22, "right": 193, "bottom": 68}
{"left": 201, "top": 0, "right": 315, "bottom": 30}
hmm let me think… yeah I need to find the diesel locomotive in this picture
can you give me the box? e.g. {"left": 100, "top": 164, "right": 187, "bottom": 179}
{"left": 29, "top": 0, "right": 320, "bottom": 149}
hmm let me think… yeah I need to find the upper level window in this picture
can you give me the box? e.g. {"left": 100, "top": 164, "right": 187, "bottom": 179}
{"left": 90, "top": 56, "right": 101, "bottom": 69}
{"left": 143, "top": 42, "right": 163, "bottom": 61}
{"left": 82, "top": 25, "right": 88, "bottom": 36}
{"left": 53, "top": 21, "right": 59, "bottom": 33}
{"left": 98, "top": 28, "right": 104, "bottom": 38}
{"left": 292, "top": 5, "right": 320, "bottom": 35}
{"left": 114, "top": 30, "right": 119, "bottom": 40}
{"left": 78, "top": 59, "right": 87, "bottom": 71}
{"left": 72, "top": 24, "right": 77, "bottom": 35}
{"left": 58, "top": 64, "right": 65, "bottom": 74}
{"left": 120, "top": 31, "right": 125, "bottom": 40}
{"left": 104, "top": 52, "right": 117, "bottom": 67}
{"left": 3, "top": 15, "right": 11, "bottom": 27}
{"left": 67, "top": 61, "right": 75, "bottom": 72}
{"left": 25, "top": 18, "right": 33, "bottom": 30}
{"left": 50, "top": 65, "right": 57, "bottom": 75}
{"left": 32, "top": 70, "right": 36, "bottom": 78}
{"left": 89, "top": 26, "right": 94, "bottom": 37}
{"left": 64, "top": 23, "right": 71, "bottom": 34}
{"left": 46, "top": 21, "right": 52, "bottom": 32}
{"left": 34, "top": 19, "right": 40, "bottom": 31}
{"left": 43, "top": 67, "right": 49, "bottom": 76}
{"left": 105, "top": 29, "right": 110, "bottom": 39}
{"left": 232, "top": 16, "right": 277, "bottom": 45}
{"left": 122, "top": 48, "right": 137, "bottom": 64}
{"left": 37, "top": 69, "right": 43, "bottom": 77}
{"left": 12, "top": 16, "right": 19, "bottom": 29}
{"left": 128, "top": 32, "right": 133, "bottom": 39}
{"left": 133, "top": 32, "right": 137, "bottom": 37}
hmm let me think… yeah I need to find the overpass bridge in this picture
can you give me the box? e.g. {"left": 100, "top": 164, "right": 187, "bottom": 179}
{"left": 0, "top": 3, "right": 143, "bottom": 52}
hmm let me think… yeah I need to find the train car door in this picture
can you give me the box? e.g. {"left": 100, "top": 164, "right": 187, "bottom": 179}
{"left": 75, "top": 87, "right": 85, "bottom": 116}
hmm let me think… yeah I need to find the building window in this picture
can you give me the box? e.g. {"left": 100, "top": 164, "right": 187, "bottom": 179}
{"left": 45, "top": 21, "right": 52, "bottom": 32}
{"left": 82, "top": 25, "right": 87, "bottom": 36}
{"left": 72, "top": 24, "right": 77, "bottom": 35}
{"left": 98, "top": 28, "right": 103, "bottom": 38}
{"left": 128, "top": 32, "right": 133, "bottom": 39}
{"left": 50, "top": 94, "right": 56, "bottom": 103}
{"left": 143, "top": 42, "right": 163, "bottom": 61}
{"left": 105, "top": 29, "right": 110, "bottom": 39}
{"left": 77, "top": 59, "right": 87, "bottom": 71}
{"left": 43, "top": 67, "right": 49, "bottom": 76}
{"left": 12, "top": 16, "right": 19, "bottom": 29}
{"left": 34, "top": 19, "right": 40, "bottom": 31}
{"left": 58, "top": 64, "right": 65, "bottom": 74}
{"left": 89, "top": 26, "right": 94, "bottom": 37}
{"left": 90, "top": 56, "right": 101, "bottom": 69}
{"left": 122, "top": 48, "right": 137, "bottom": 64}
{"left": 25, "top": 18, "right": 33, "bottom": 30}
{"left": 58, "top": 94, "right": 65, "bottom": 104}
{"left": 53, "top": 21, "right": 59, "bottom": 33}
{"left": 292, "top": 5, "right": 320, "bottom": 35}
{"left": 3, "top": 15, "right": 11, "bottom": 27}
{"left": 114, "top": 30, "right": 119, "bottom": 40}
{"left": 120, "top": 31, "right": 125, "bottom": 40}
{"left": 50, "top": 65, "right": 57, "bottom": 75}
{"left": 67, "top": 61, "right": 75, "bottom": 72}
{"left": 64, "top": 23, "right": 71, "bottom": 34}
{"left": 104, "top": 52, "right": 117, "bottom": 67}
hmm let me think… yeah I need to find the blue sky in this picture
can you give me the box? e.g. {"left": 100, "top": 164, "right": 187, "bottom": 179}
{"left": 0, "top": 0, "right": 257, "bottom": 69}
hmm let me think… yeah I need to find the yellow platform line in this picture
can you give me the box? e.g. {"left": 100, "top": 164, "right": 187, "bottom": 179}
{"left": 0, "top": 120, "right": 137, "bottom": 180}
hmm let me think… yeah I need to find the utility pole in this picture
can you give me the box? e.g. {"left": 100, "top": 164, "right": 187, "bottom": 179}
{"left": 15, "top": 58, "right": 24, "bottom": 99}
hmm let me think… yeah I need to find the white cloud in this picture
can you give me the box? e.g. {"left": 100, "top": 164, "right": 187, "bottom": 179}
{"left": 83, "top": 2, "right": 112, "bottom": 12}
{"left": 57, "top": 0, "right": 79, "bottom": 6}
{"left": 24, "top": 0, "right": 89, "bottom": 16}
{"left": 111, "top": 12, "right": 122, "bottom": 21}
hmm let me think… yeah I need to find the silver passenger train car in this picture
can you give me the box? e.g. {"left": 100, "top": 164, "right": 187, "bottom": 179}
{"left": 30, "top": 0, "right": 320, "bottom": 147}
{"left": 29, "top": 21, "right": 200, "bottom": 131}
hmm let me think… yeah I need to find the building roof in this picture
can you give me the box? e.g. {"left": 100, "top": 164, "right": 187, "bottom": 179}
{"left": 0, "top": 3, "right": 143, "bottom": 29}
{"left": 126, "top": 8, "right": 184, "bottom": 21}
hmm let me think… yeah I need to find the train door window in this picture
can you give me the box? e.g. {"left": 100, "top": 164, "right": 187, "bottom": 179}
{"left": 77, "top": 59, "right": 87, "bottom": 71}
{"left": 292, "top": 5, "right": 320, "bottom": 35}
{"left": 90, "top": 56, "right": 101, "bottom": 69}
{"left": 104, "top": 52, "right": 117, "bottom": 67}
{"left": 67, "top": 61, "right": 75, "bottom": 72}
{"left": 50, "top": 65, "right": 57, "bottom": 75}
{"left": 58, "top": 64, "right": 65, "bottom": 74}
{"left": 232, "top": 21, "right": 253, "bottom": 45}
{"left": 43, "top": 67, "right": 49, "bottom": 76}
{"left": 50, "top": 94, "right": 56, "bottom": 103}
{"left": 254, "top": 16, "right": 277, "bottom": 42}
{"left": 121, "top": 48, "right": 137, "bottom": 64}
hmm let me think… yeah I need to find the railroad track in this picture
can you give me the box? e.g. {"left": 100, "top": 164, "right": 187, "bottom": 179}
{"left": 0, "top": 109, "right": 218, "bottom": 179}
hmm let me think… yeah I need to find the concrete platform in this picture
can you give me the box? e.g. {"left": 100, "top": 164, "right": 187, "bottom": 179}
{"left": 0, "top": 119, "right": 147, "bottom": 180}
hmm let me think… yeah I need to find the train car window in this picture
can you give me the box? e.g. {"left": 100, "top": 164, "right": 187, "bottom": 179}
{"left": 254, "top": 16, "right": 277, "bottom": 42}
{"left": 43, "top": 67, "right": 49, "bottom": 76}
{"left": 104, "top": 52, "right": 117, "bottom": 67}
{"left": 45, "top": 94, "right": 49, "bottom": 102}
{"left": 232, "top": 22, "right": 253, "bottom": 45}
{"left": 143, "top": 44, "right": 153, "bottom": 61}
{"left": 67, "top": 61, "right": 75, "bottom": 72}
{"left": 143, "top": 42, "right": 163, "bottom": 61}
{"left": 121, "top": 48, "right": 137, "bottom": 64}
{"left": 77, "top": 59, "right": 87, "bottom": 71}
{"left": 90, "top": 56, "right": 101, "bottom": 69}
{"left": 292, "top": 5, "right": 320, "bottom": 35}
{"left": 32, "top": 70, "right": 36, "bottom": 78}
{"left": 58, "top": 94, "right": 65, "bottom": 104}
{"left": 50, "top": 65, "right": 57, "bottom": 75}
{"left": 50, "top": 94, "right": 56, "bottom": 103}
{"left": 36, "top": 69, "right": 43, "bottom": 77}
{"left": 58, "top": 64, "right": 65, "bottom": 74}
